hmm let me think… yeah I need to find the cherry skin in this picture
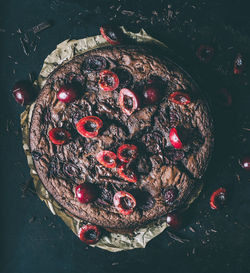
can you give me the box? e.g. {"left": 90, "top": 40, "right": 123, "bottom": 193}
{"left": 239, "top": 156, "right": 250, "bottom": 171}
{"left": 13, "top": 81, "right": 35, "bottom": 106}
{"left": 75, "top": 183, "right": 97, "bottom": 204}
{"left": 78, "top": 225, "right": 101, "bottom": 244}
{"left": 143, "top": 86, "right": 160, "bottom": 105}
{"left": 169, "top": 128, "right": 183, "bottom": 149}
{"left": 166, "top": 213, "right": 182, "bottom": 229}
{"left": 57, "top": 85, "right": 78, "bottom": 103}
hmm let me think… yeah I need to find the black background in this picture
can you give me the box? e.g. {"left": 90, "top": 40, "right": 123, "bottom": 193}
{"left": 1, "top": 1, "right": 250, "bottom": 273}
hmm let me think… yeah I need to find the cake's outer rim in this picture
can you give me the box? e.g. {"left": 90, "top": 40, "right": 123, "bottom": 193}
{"left": 22, "top": 28, "right": 212, "bottom": 252}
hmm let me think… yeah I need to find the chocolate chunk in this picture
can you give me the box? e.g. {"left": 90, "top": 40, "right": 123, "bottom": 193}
{"left": 112, "top": 67, "right": 133, "bottom": 87}
{"left": 133, "top": 190, "right": 156, "bottom": 211}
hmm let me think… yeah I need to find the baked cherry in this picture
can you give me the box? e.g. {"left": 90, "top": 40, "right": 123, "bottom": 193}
{"left": 119, "top": 88, "right": 139, "bottom": 116}
{"left": 82, "top": 55, "right": 107, "bottom": 71}
{"left": 239, "top": 155, "right": 250, "bottom": 171}
{"left": 216, "top": 88, "right": 232, "bottom": 107}
{"left": 163, "top": 187, "right": 178, "bottom": 205}
{"left": 169, "top": 92, "right": 191, "bottom": 105}
{"left": 75, "top": 183, "right": 97, "bottom": 204}
{"left": 57, "top": 84, "right": 78, "bottom": 103}
{"left": 143, "top": 85, "right": 161, "bottom": 105}
{"left": 98, "top": 70, "right": 119, "bottom": 91}
{"left": 76, "top": 116, "right": 103, "bottom": 138}
{"left": 196, "top": 45, "right": 214, "bottom": 63}
{"left": 12, "top": 80, "right": 35, "bottom": 106}
{"left": 169, "top": 128, "right": 183, "bottom": 149}
{"left": 117, "top": 164, "right": 137, "bottom": 183}
{"left": 117, "top": 144, "right": 138, "bottom": 163}
{"left": 210, "top": 187, "right": 227, "bottom": 210}
{"left": 166, "top": 213, "right": 182, "bottom": 229}
{"left": 234, "top": 53, "right": 245, "bottom": 75}
{"left": 100, "top": 25, "right": 123, "bottom": 45}
{"left": 113, "top": 191, "right": 136, "bottom": 215}
{"left": 96, "top": 150, "right": 117, "bottom": 168}
{"left": 48, "top": 128, "right": 71, "bottom": 145}
{"left": 78, "top": 225, "right": 101, "bottom": 244}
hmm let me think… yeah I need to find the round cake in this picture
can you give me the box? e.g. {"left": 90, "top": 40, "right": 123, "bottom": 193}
{"left": 29, "top": 45, "right": 214, "bottom": 233}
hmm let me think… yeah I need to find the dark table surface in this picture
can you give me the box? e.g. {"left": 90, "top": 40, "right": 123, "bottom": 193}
{"left": 1, "top": 1, "right": 250, "bottom": 273}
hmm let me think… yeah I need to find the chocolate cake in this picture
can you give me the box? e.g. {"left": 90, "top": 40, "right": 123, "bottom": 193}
{"left": 29, "top": 45, "right": 214, "bottom": 234}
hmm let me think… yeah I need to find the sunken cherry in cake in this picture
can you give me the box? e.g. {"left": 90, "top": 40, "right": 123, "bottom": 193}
{"left": 29, "top": 45, "right": 214, "bottom": 237}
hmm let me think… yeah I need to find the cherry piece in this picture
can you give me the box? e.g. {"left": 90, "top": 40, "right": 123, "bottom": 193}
{"left": 169, "top": 92, "right": 191, "bottom": 105}
{"left": 82, "top": 55, "right": 107, "bottom": 71}
{"left": 117, "top": 144, "right": 138, "bottom": 163}
{"left": 100, "top": 25, "right": 123, "bottom": 45}
{"left": 57, "top": 84, "right": 78, "bottom": 103}
{"left": 78, "top": 225, "right": 101, "bottom": 244}
{"left": 119, "top": 88, "right": 139, "bottom": 116}
{"left": 75, "top": 183, "right": 97, "bottom": 204}
{"left": 163, "top": 187, "right": 178, "bottom": 205}
{"left": 169, "top": 128, "right": 183, "bottom": 149}
{"left": 96, "top": 150, "right": 117, "bottom": 168}
{"left": 196, "top": 45, "right": 214, "bottom": 63}
{"left": 48, "top": 128, "right": 71, "bottom": 145}
{"left": 113, "top": 191, "right": 136, "bottom": 215}
{"left": 234, "top": 53, "right": 245, "bottom": 75}
{"left": 143, "top": 85, "right": 161, "bottom": 105}
{"left": 239, "top": 155, "right": 250, "bottom": 171}
{"left": 12, "top": 81, "right": 35, "bottom": 106}
{"left": 76, "top": 116, "right": 103, "bottom": 138}
{"left": 166, "top": 213, "right": 182, "bottom": 229}
{"left": 98, "top": 70, "right": 119, "bottom": 91}
{"left": 216, "top": 88, "right": 232, "bottom": 107}
{"left": 210, "top": 187, "right": 227, "bottom": 210}
{"left": 117, "top": 164, "right": 137, "bottom": 183}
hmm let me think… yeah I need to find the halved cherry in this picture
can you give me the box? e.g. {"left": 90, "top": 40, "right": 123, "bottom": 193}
{"left": 196, "top": 45, "right": 214, "bottom": 63}
{"left": 117, "top": 164, "right": 137, "bottom": 183}
{"left": 169, "top": 92, "right": 191, "bottom": 105}
{"left": 98, "top": 70, "right": 119, "bottom": 91}
{"left": 78, "top": 225, "right": 101, "bottom": 244}
{"left": 117, "top": 144, "right": 138, "bottom": 163}
{"left": 210, "top": 187, "right": 227, "bottom": 210}
{"left": 113, "top": 191, "right": 136, "bottom": 215}
{"left": 76, "top": 116, "right": 103, "bottom": 138}
{"left": 48, "top": 128, "right": 71, "bottom": 145}
{"left": 100, "top": 25, "right": 123, "bottom": 45}
{"left": 119, "top": 88, "right": 139, "bottom": 116}
{"left": 96, "top": 150, "right": 117, "bottom": 168}
{"left": 169, "top": 128, "right": 183, "bottom": 149}
{"left": 234, "top": 53, "right": 245, "bottom": 75}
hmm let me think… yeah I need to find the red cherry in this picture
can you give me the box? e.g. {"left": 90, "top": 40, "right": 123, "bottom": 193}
{"left": 234, "top": 53, "right": 245, "bottom": 75}
{"left": 12, "top": 81, "right": 35, "bottom": 106}
{"left": 117, "top": 164, "right": 137, "bottom": 183}
{"left": 143, "top": 86, "right": 161, "bottom": 105}
{"left": 239, "top": 155, "right": 250, "bottom": 171}
{"left": 169, "top": 128, "right": 183, "bottom": 149}
{"left": 169, "top": 92, "right": 191, "bottom": 105}
{"left": 210, "top": 187, "right": 227, "bottom": 210}
{"left": 75, "top": 183, "right": 97, "bottom": 204}
{"left": 119, "top": 88, "right": 139, "bottom": 116}
{"left": 98, "top": 70, "right": 119, "bottom": 91}
{"left": 196, "top": 45, "right": 214, "bottom": 63}
{"left": 78, "top": 225, "right": 101, "bottom": 244}
{"left": 76, "top": 116, "right": 103, "bottom": 138}
{"left": 96, "top": 150, "right": 117, "bottom": 168}
{"left": 117, "top": 144, "right": 138, "bottom": 163}
{"left": 57, "top": 85, "right": 78, "bottom": 103}
{"left": 100, "top": 25, "right": 123, "bottom": 45}
{"left": 113, "top": 191, "right": 136, "bottom": 215}
{"left": 166, "top": 213, "right": 182, "bottom": 229}
{"left": 48, "top": 128, "right": 71, "bottom": 145}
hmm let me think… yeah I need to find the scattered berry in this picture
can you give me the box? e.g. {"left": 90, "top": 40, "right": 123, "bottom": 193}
{"left": 57, "top": 84, "right": 78, "bottom": 103}
{"left": 117, "top": 144, "right": 138, "bottom": 163}
{"left": 239, "top": 155, "right": 250, "bottom": 171}
{"left": 12, "top": 81, "right": 35, "bottom": 106}
{"left": 96, "top": 150, "right": 117, "bottom": 168}
{"left": 99, "top": 70, "right": 119, "bottom": 91}
{"left": 76, "top": 116, "right": 103, "bottom": 138}
{"left": 48, "top": 128, "right": 71, "bottom": 145}
{"left": 113, "top": 191, "right": 136, "bottom": 215}
{"left": 78, "top": 225, "right": 101, "bottom": 244}
{"left": 143, "top": 85, "right": 161, "bottom": 105}
{"left": 166, "top": 213, "right": 182, "bottom": 229}
{"left": 75, "top": 183, "right": 97, "bottom": 204}
{"left": 210, "top": 187, "right": 227, "bottom": 210}
{"left": 169, "top": 92, "right": 191, "bottom": 105}
{"left": 119, "top": 88, "right": 139, "bottom": 116}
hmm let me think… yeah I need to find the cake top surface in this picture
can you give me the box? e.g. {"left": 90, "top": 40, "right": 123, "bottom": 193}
{"left": 29, "top": 45, "right": 213, "bottom": 230}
